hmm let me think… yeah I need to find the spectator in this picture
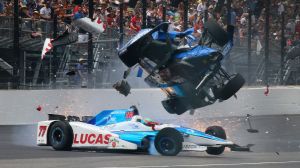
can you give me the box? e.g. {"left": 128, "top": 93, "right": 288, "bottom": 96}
{"left": 73, "top": 5, "right": 84, "bottom": 20}
{"left": 227, "top": 7, "right": 236, "bottom": 42}
{"left": 0, "top": 0, "right": 4, "bottom": 14}
{"left": 31, "top": 10, "right": 42, "bottom": 38}
{"left": 106, "top": 8, "right": 116, "bottom": 27}
{"left": 130, "top": 11, "right": 141, "bottom": 32}
{"left": 197, "top": 0, "right": 206, "bottom": 15}
{"left": 147, "top": 10, "right": 158, "bottom": 28}
{"left": 295, "top": 19, "right": 300, "bottom": 36}
{"left": 286, "top": 19, "right": 296, "bottom": 36}
{"left": 74, "top": 6, "right": 88, "bottom": 42}
{"left": 40, "top": 2, "right": 51, "bottom": 20}
{"left": 63, "top": 3, "right": 74, "bottom": 24}
{"left": 75, "top": 58, "right": 86, "bottom": 86}
{"left": 193, "top": 15, "right": 204, "bottom": 37}
{"left": 4, "top": 1, "right": 13, "bottom": 16}
{"left": 93, "top": 6, "right": 106, "bottom": 27}
{"left": 20, "top": 5, "right": 31, "bottom": 18}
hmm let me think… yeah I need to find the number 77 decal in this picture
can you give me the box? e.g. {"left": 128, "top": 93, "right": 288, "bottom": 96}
{"left": 38, "top": 126, "right": 47, "bottom": 137}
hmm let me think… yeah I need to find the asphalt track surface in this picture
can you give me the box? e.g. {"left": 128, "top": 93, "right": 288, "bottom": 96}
{"left": 1, "top": 115, "right": 300, "bottom": 168}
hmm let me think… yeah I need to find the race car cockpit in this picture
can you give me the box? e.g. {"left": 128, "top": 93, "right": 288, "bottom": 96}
{"left": 131, "top": 115, "right": 160, "bottom": 128}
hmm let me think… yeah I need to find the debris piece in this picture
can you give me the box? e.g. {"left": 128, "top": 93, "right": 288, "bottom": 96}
{"left": 36, "top": 105, "right": 42, "bottom": 111}
{"left": 264, "top": 85, "right": 269, "bottom": 96}
{"left": 246, "top": 114, "right": 259, "bottom": 133}
{"left": 113, "top": 80, "right": 131, "bottom": 96}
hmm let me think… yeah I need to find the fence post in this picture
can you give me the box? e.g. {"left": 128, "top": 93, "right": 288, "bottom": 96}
{"left": 264, "top": 0, "right": 270, "bottom": 85}
{"left": 204, "top": 1, "right": 208, "bottom": 22}
{"left": 142, "top": 0, "right": 147, "bottom": 28}
{"left": 183, "top": 0, "right": 188, "bottom": 30}
{"left": 247, "top": 9, "right": 252, "bottom": 85}
{"left": 52, "top": 14, "right": 58, "bottom": 88}
{"left": 88, "top": 0, "right": 94, "bottom": 87}
{"left": 119, "top": 1, "right": 124, "bottom": 48}
{"left": 280, "top": 11, "right": 285, "bottom": 85}
{"left": 13, "top": 0, "right": 20, "bottom": 89}
{"left": 162, "top": 1, "right": 166, "bottom": 22}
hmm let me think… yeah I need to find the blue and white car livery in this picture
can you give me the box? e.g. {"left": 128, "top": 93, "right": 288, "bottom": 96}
{"left": 37, "top": 107, "right": 248, "bottom": 156}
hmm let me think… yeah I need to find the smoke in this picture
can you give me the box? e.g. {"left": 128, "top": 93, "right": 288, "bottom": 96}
{"left": 148, "top": 137, "right": 160, "bottom": 155}
{"left": 10, "top": 125, "right": 37, "bottom": 147}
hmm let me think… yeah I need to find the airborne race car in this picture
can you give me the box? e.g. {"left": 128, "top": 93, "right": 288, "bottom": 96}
{"left": 37, "top": 106, "right": 249, "bottom": 156}
{"left": 116, "top": 20, "right": 245, "bottom": 115}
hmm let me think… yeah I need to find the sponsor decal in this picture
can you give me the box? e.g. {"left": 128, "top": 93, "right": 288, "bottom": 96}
{"left": 112, "top": 142, "right": 116, "bottom": 148}
{"left": 109, "top": 137, "right": 120, "bottom": 148}
{"left": 128, "top": 123, "right": 140, "bottom": 129}
{"left": 73, "top": 134, "right": 111, "bottom": 144}
{"left": 183, "top": 144, "right": 198, "bottom": 149}
{"left": 102, "top": 124, "right": 116, "bottom": 130}
{"left": 125, "top": 111, "right": 134, "bottom": 119}
{"left": 38, "top": 125, "right": 47, "bottom": 137}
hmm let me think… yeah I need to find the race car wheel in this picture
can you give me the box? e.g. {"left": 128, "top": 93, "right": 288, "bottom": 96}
{"left": 218, "top": 73, "right": 245, "bottom": 100}
{"left": 48, "top": 121, "right": 73, "bottom": 151}
{"left": 161, "top": 98, "right": 189, "bottom": 115}
{"left": 139, "top": 137, "right": 150, "bottom": 151}
{"left": 155, "top": 128, "right": 183, "bottom": 156}
{"left": 205, "top": 126, "right": 226, "bottom": 155}
{"left": 204, "top": 19, "right": 228, "bottom": 47}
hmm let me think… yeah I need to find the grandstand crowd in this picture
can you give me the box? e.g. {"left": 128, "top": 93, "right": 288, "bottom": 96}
{"left": 0, "top": 0, "right": 299, "bottom": 44}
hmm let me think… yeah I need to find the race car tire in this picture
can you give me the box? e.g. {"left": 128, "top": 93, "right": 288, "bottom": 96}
{"left": 161, "top": 98, "right": 189, "bottom": 115}
{"left": 155, "top": 128, "right": 183, "bottom": 156}
{"left": 139, "top": 137, "right": 150, "bottom": 152}
{"left": 218, "top": 73, "right": 245, "bottom": 100}
{"left": 205, "top": 126, "right": 226, "bottom": 155}
{"left": 48, "top": 121, "right": 73, "bottom": 151}
{"left": 204, "top": 19, "right": 228, "bottom": 47}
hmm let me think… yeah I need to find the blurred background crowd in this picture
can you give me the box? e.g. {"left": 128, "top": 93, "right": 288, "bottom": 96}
{"left": 0, "top": 0, "right": 299, "bottom": 88}
{"left": 0, "top": 0, "right": 299, "bottom": 42}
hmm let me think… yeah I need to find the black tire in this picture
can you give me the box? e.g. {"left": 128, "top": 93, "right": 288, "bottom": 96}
{"left": 161, "top": 98, "right": 189, "bottom": 115}
{"left": 138, "top": 137, "right": 150, "bottom": 152}
{"left": 218, "top": 73, "right": 245, "bottom": 100}
{"left": 205, "top": 126, "right": 226, "bottom": 155}
{"left": 154, "top": 128, "right": 183, "bottom": 156}
{"left": 48, "top": 121, "right": 73, "bottom": 151}
{"left": 204, "top": 19, "right": 228, "bottom": 46}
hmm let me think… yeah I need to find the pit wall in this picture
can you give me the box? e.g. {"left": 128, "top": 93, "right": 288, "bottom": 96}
{"left": 0, "top": 87, "right": 300, "bottom": 125}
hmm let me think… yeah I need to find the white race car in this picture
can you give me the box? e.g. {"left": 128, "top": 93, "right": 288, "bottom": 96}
{"left": 37, "top": 106, "right": 250, "bottom": 156}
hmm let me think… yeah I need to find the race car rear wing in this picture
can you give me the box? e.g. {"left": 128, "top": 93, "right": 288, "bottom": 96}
{"left": 48, "top": 114, "right": 93, "bottom": 122}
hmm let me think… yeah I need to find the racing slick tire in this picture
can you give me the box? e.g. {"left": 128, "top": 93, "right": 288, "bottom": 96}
{"left": 48, "top": 121, "right": 73, "bottom": 151}
{"left": 204, "top": 19, "right": 228, "bottom": 47}
{"left": 205, "top": 126, "right": 226, "bottom": 155}
{"left": 161, "top": 98, "right": 189, "bottom": 115}
{"left": 155, "top": 128, "right": 183, "bottom": 156}
{"left": 218, "top": 73, "right": 245, "bottom": 100}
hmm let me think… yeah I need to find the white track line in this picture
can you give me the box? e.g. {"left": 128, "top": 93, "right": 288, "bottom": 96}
{"left": 100, "top": 160, "right": 300, "bottom": 168}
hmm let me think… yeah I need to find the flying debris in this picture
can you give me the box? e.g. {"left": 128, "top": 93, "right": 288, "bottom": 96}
{"left": 286, "top": 43, "right": 300, "bottom": 60}
{"left": 246, "top": 114, "right": 259, "bottom": 133}
{"left": 113, "top": 80, "right": 131, "bottom": 96}
{"left": 41, "top": 30, "right": 78, "bottom": 60}
{"left": 264, "top": 85, "right": 269, "bottom": 96}
{"left": 36, "top": 105, "right": 42, "bottom": 112}
{"left": 51, "top": 30, "right": 78, "bottom": 47}
{"left": 66, "top": 70, "right": 76, "bottom": 76}
{"left": 73, "top": 17, "right": 105, "bottom": 35}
